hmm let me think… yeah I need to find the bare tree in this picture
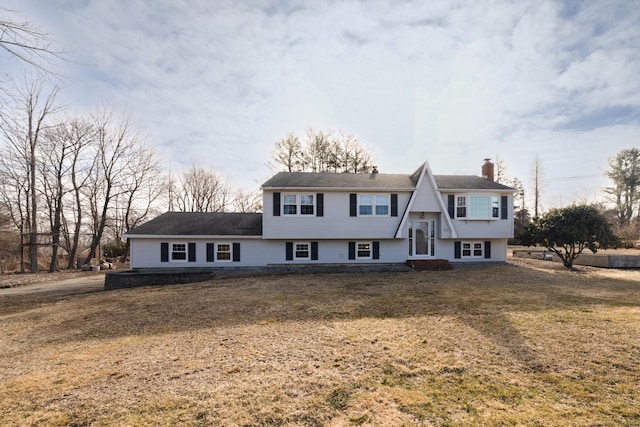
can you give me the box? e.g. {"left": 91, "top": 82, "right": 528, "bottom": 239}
{"left": 233, "top": 187, "right": 262, "bottom": 213}
{"left": 341, "top": 133, "right": 374, "bottom": 173}
{"left": 39, "top": 117, "right": 96, "bottom": 271}
{"left": 0, "top": 77, "right": 61, "bottom": 272}
{"left": 112, "top": 143, "right": 163, "bottom": 261}
{"left": 270, "top": 129, "right": 375, "bottom": 174}
{"left": 171, "top": 165, "right": 232, "bottom": 212}
{"left": 84, "top": 109, "right": 142, "bottom": 263}
{"left": 494, "top": 156, "right": 508, "bottom": 184}
{"left": 532, "top": 155, "right": 543, "bottom": 218}
{"left": 269, "top": 132, "right": 303, "bottom": 172}
{"left": 0, "top": 156, "right": 28, "bottom": 272}
{"left": 303, "top": 129, "right": 332, "bottom": 172}
{"left": 0, "top": 7, "right": 63, "bottom": 74}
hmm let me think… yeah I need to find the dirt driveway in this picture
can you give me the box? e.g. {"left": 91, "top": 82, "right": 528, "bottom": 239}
{"left": 0, "top": 272, "right": 105, "bottom": 298}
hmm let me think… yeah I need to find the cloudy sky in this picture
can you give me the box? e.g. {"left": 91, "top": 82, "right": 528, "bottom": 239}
{"left": 6, "top": 0, "right": 640, "bottom": 209}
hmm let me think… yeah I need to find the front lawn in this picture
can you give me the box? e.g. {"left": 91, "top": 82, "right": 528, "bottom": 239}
{"left": 1, "top": 261, "right": 639, "bottom": 425}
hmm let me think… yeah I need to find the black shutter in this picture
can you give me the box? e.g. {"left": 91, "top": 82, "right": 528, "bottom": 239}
{"left": 317, "top": 193, "right": 324, "bottom": 217}
{"left": 373, "top": 241, "right": 380, "bottom": 259}
{"left": 188, "top": 242, "right": 196, "bottom": 262}
{"left": 311, "top": 242, "right": 318, "bottom": 260}
{"left": 448, "top": 195, "right": 455, "bottom": 218}
{"left": 348, "top": 241, "right": 356, "bottom": 260}
{"left": 391, "top": 194, "right": 398, "bottom": 217}
{"left": 206, "top": 243, "right": 214, "bottom": 262}
{"left": 454, "top": 241, "right": 461, "bottom": 259}
{"left": 501, "top": 195, "right": 508, "bottom": 220}
{"left": 285, "top": 242, "right": 293, "bottom": 260}
{"left": 484, "top": 241, "right": 491, "bottom": 259}
{"left": 350, "top": 193, "right": 357, "bottom": 217}
{"left": 273, "top": 192, "right": 281, "bottom": 216}
{"left": 233, "top": 243, "right": 241, "bottom": 262}
{"left": 161, "top": 242, "right": 169, "bottom": 262}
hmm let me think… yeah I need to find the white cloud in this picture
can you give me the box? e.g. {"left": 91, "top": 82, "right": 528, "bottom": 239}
{"left": 7, "top": 0, "right": 640, "bottom": 205}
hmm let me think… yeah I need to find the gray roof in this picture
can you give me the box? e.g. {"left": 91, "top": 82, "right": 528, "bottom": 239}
{"left": 262, "top": 171, "right": 417, "bottom": 189}
{"left": 262, "top": 169, "right": 515, "bottom": 191}
{"left": 434, "top": 175, "right": 515, "bottom": 191}
{"left": 126, "top": 212, "right": 263, "bottom": 236}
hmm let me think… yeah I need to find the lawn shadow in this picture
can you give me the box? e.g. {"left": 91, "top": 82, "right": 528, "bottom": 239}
{"left": 5, "top": 263, "right": 640, "bottom": 350}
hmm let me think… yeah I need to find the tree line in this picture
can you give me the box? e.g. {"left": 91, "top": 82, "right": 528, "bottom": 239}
{"left": 269, "top": 129, "right": 375, "bottom": 174}
{"left": 0, "top": 76, "right": 263, "bottom": 273}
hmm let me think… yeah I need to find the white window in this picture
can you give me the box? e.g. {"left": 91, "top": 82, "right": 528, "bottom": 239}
{"left": 357, "top": 242, "right": 372, "bottom": 259}
{"left": 300, "top": 194, "right": 314, "bottom": 215}
{"left": 375, "top": 195, "right": 389, "bottom": 215}
{"left": 358, "top": 194, "right": 389, "bottom": 217}
{"left": 456, "top": 196, "right": 467, "bottom": 218}
{"left": 283, "top": 194, "right": 314, "bottom": 216}
{"left": 462, "top": 242, "right": 483, "bottom": 258}
{"left": 171, "top": 243, "right": 187, "bottom": 261}
{"left": 216, "top": 243, "right": 231, "bottom": 261}
{"left": 294, "top": 242, "right": 310, "bottom": 260}
{"left": 283, "top": 194, "right": 297, "bottom": 215}
{"left": 491, "top": 196, "right": 500, "bottom": 218}
{"left": 456, "top": 195, "right": 501, "bottom": 219}
{"left": 469, "top": 195, "right": 489, "bottom": 218}
{"left": 359, "top": 195, "right": 373, "bottom": 215}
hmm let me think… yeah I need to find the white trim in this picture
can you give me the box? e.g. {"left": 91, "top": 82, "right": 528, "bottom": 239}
{"left": 461, "top": 241, "right": 484, "bottom": 258}
{"left": 293, "top": 241, "right": 311, "bottom": 260}
{"left": 282, "top": 193, "right": 315, "bottom": 216}
{"left": 263, "top": 186, "right": 415, "bottom": 192}
{"left": 441, "top": 188, "right": 517, "bottom": 194}
{"left": 395, "top": 162, "right": 457, "bottom": 239}
{"left": 355, "top": 241, "right": 373, "bottom": 259}
{"left": 125, "top": 234, "right": 259, "bottom": 239}
{"left": 407, "top": 219, "right": 436, "bottom": 259}
{"left": 357, "top": 193, "right": 390, "bottom": 217}
{"left": 215, "top": 242, "right": 233, "bottom": 262}
{"left": 170, "top": 241, "right": 188, "bottom": 262}
{"left": 454, "top": 194, "right": 502, "bottom": 220}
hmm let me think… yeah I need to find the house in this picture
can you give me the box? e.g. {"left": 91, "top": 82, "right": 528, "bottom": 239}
{"left": 125, "top": 160, "right": 516, "bottom": 269}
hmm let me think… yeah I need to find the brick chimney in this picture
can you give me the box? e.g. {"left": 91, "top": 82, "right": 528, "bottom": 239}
{"left": 482, "top": 158, "right": 494, "bottom": 181}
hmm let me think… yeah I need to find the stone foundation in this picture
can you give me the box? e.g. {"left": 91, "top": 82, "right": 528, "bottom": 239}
{"left": 406, "top": 259, "right": 452, "bottom": 270}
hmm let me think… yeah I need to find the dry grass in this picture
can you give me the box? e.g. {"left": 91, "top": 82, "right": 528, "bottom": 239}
{"left": 1, "top": 260, "right": 639, "bottom": 426}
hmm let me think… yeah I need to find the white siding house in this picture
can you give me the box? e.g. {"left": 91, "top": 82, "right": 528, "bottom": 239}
{"left": 125, "top": 160, "right": 516, "bottom": 268}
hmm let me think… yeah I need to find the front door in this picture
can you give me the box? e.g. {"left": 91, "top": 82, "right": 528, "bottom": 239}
{"left": 409, "top": 220, "right": 435, "bottom": 257}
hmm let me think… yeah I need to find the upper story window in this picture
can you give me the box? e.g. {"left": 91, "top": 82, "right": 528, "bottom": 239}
{"left": 358, "top": 194, "right": 390, "bottom": 217}
{"left": 300, "top": 195, "right": 314, "bottom": 215}
{"left": 455, "top": 195, "right": 500, "bottom": 219}
{"left": 283, "top": 194, "right": 297, "bottom": 215}
{"left": 283, "top": 194, "right": 314, "bottom": 216}
{"left": 456, "top": 196, "right": 466, "bottom": 218}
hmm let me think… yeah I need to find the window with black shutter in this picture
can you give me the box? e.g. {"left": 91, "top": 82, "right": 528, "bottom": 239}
{"left": 273, "top": 192, "right": 281, "bottom": 216}
{"left": 161, "top": 242, "right": 169, "bottom": 262}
